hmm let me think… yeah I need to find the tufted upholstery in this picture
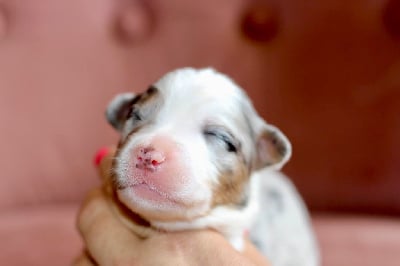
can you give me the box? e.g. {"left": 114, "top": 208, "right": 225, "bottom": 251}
{"left": 0, "top": 0, "right": 399, "bottom": 265}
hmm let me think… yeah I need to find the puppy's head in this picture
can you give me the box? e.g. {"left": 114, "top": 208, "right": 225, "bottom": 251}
{"left": 106, "top": 68, "right": 291, "bottom": 223}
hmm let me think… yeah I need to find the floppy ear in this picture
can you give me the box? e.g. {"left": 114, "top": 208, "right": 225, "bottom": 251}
{"left": 253, "top": 123, "right": 292, "bottom": 171}
{"left": 106, "top": 93, "right": 136, "bottom": 131}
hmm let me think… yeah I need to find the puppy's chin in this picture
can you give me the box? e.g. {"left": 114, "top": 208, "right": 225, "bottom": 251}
{"left": 117, "top": 186, "right": 211, "bottom": 222}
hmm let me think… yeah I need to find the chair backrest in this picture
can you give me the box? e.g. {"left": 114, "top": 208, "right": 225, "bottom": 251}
{"left": 0, "top": 0, "right": 399, "bottom": 216}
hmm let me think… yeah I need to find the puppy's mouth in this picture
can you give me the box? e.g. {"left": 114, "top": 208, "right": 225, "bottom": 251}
{"left": 132, "top": 183, "right": 179, "bottom": 203}
{"left": 118, "top": 181, "right": 182, "bottom": 206}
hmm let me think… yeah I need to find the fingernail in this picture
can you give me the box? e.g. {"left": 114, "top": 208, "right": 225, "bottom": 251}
{"left": 94, "top": 147, "right": 110, "bottom": 166}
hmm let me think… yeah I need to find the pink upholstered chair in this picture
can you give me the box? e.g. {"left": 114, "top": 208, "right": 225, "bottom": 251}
{"left": 1, "top": 1, "right": 399, "bottom": 265}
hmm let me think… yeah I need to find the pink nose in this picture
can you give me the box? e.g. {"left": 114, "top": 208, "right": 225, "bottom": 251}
{"left": 135, "top": 147, "right": 166, "bottom": 171}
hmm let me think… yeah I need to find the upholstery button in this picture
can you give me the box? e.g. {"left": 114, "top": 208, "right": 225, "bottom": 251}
{"left": 241, "top": 2, "right": 279, "bottom": 43}
{"left": 0, "top": 5, "right": 8, "bottom": 39}
{"left": 114, "top": 0, "right": 153, "bottom": 44}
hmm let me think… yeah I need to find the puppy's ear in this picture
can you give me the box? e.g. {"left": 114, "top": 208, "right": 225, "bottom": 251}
{"left": 106, "top": 93, "right": 136, "bottom": 131}
{"left": 253, "top": 123, "right": 292, "bottom": 171}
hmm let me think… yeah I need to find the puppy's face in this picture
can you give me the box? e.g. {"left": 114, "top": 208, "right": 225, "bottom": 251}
{"left": 107, "top": 68, "right": 291, "bottom": 222}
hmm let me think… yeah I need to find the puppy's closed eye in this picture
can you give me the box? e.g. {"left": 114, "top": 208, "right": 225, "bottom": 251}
{"left": 203, "top": 127, "right": 239, "bottom": 153}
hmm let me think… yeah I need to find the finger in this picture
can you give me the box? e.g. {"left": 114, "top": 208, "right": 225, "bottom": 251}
{"left": 93, "top": 147, "right": 116, "bottom": 182}
{"left": 77, "top": 188, "right": 141, "bottom": 265}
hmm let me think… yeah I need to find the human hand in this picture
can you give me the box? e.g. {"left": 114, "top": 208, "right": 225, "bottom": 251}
{"left": 75, "top": 147, "right": 270, "bottom": 266}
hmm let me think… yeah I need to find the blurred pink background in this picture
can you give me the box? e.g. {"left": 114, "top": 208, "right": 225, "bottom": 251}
{"left": 0, "top": 0, "right": 399, "bottom": 265}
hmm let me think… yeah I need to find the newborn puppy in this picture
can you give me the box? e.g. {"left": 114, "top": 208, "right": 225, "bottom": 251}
{"left": 105, "top": 68, "right": 319, "bottom": 266}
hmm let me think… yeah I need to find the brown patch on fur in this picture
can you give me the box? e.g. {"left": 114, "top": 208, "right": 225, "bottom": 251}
{"left": 211, "top": 159, "right": 251, "bottom": 208}
{"left": 134, "top": 85, "right": 159, "bottom": 106}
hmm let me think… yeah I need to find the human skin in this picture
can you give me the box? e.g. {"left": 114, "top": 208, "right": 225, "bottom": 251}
{"left": 75, "top": 148, "right": 270, "bottom": 266}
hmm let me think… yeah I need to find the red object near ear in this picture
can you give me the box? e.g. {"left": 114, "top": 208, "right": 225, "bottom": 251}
{"left": 94, "top": 147, "right": 110, "bottom": 166}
